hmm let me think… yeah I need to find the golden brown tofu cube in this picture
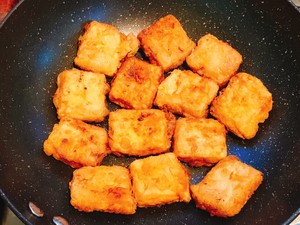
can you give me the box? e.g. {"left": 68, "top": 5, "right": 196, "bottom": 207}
{"left": 186, "top": 34, "right": 243, "bottom": 86}
{"left": 190, "top": 155, "right": 263, "bottom": 217}
{"left": 53, "top": 68, "right": 110, "bottom": 122}
{"left": 109, "top": 57, "right": 163, "bottom": 109}
{"left": 69, "top": 166, "right": 137, "bottom": 214}
{"left": 108, "top": 109, "right": 175, "bottom": 156}
{"left": 154, "top": 70, "right": 219, "bottom": 118}
{"left": 173, "top": 118, "right": 227, "bottom": 166}
{"left": 210, "top": 72, "right": 273, "bottom": 139}
{"left": 138, "top": 14, "right": 195, "bottom": 71}
{"left": 43, "top": 117, "right": 109, "bottom": 168}
{"left": 129, "top": 153, "right": 191, "bottom": 207}
{"left": 74, "top": 21, "right": 140, "bottom": 76}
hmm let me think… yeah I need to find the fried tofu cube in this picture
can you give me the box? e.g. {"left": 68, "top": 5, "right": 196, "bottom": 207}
{"left": 74, "top": 21, "right": 140, "bottom": 76}
{"left": 190, "top": 155, "right": 263, "bottom": 217}
{"left": 53, "top": 68, "right": 110, "bottom": 122}
{"left": 138, "top": 14, "right": 195, "bottom": 71}
{"left": 43, "top": 117, "right": 109, "bottom": 168}
{"left": 129, "top": 153, "right": 191, "bottom": 207}
{"left": 173, "top": 118, "right": 227, "bottom": 166}
{"left": 210, "top": 72, "right": 273, "bottom": 139}
{"left": 186, "top": 34, "right": 243, "bottom": 86}
{"left": 109, "top": 57, "right": 163, "bottom": 109}
{"left": 108, "top": 109, "right": 175, "bottom": 156}
{"left": 154, "top": 70, "right": 219, "bottom": 118}
{"left": 69, "top": 166, "right": 137, "bottom": 214}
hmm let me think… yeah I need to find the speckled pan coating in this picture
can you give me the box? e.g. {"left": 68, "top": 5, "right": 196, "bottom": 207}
{"left": 0, "top": 0, "right": 300, "bottom": 225}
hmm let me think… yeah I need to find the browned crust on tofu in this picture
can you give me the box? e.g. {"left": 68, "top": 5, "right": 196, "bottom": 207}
{"left": 109, "top": 57, "right": 164, "bottom": 109}
{"left": 43, "top": 117, "right": 110, "bottom": 168}
{"left": 154, "top": 70, "right": 219, "bottom": 118}
{"left": 108, "top": 109, "right": 175, "bottom": 156}
{"left": 74, "top": 21, "right": 139, "bottom": 76}
{"left": 164, "top": 110, "right": 176, "bottom": 139}
{"left": 210, "top": 72, "right": 273, "bottom": 139}
{"left": 186, "top": 34, "right": 242, "bottom": 86}
{"left": 129, "top": 153, "right": 191, "bottom": 207}
{"left": 138, "top": 14, "right": 196, "bottom": 71}
{"left": 190, "top": 155, "right": 263, "bottom": 217}
{"left": 173, "top": 118, "right": 227, "bottom": 166}
{"left": 53, "top": 68, "right": 110, "bottom": 122}
{"left": 69, "top": 166, "right": 137, "bottom": 214}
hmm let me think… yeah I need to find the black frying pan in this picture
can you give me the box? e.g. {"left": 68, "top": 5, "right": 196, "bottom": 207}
{"left": 1, "top": 0, "right": 300, "bottom": 224}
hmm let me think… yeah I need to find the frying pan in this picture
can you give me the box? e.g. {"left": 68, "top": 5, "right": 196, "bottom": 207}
{"left": 0, "top": 0, "right": 300, "bottom": 224}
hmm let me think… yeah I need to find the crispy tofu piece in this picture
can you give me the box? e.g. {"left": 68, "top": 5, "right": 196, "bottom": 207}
{"left": 74, "top": 21, "right": 140, "bottom": 76}
{"left": 186, "top": 34, "right": 243, "bottom": 86}
{"left": 43, "top": 117, "right": 109, "bottom": 168}
{"left": 69, "top": 166, "right": 137, "bottom": 214}
{"left": 190, "top": 155, "right": 263, "bottom": 217}
{"left": 53, "top": 68, "right": 110, "bottom": 122}
{"left": 109, "top": 56, "right": 163, "bottom": 109}
{"left": 210, "top": 72, "right": 273, "bottom": 139}
{"left": 154, "top": 70, "right": 219, "bottom": 118}
{"left": 138, "top": 14, "right": 195, "bottom": 71}
{"left": 108, "top": 109, "right": 175, "bottom": 156}
{"left": 129, "top": 153, "right": 191, "bottom": 207}
{"left": 173, "top": 118, "right": 227, "bottom": 166}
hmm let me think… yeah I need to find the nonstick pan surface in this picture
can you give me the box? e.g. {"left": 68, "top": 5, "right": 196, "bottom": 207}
{"left": 0, "top": 0, "right": 300, "bottom": 224}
